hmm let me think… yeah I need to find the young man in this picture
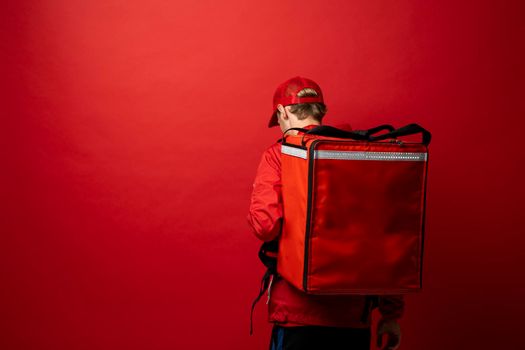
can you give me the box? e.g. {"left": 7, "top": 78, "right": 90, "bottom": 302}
{"left": 247, "top": 77, "right": 404, "bottom": 350}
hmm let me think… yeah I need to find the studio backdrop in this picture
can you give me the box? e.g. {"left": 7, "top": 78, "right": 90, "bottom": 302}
{"left": 1, "top": 1, "right": 524, "bottom": 349}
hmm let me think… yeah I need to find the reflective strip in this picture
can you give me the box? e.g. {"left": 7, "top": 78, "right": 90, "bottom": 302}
{"left": 281, "top": 145, "right": 307, "bottom": 159}
{"left": 314, "top": 150, "right": 427, "bottom": 161}
{"left": 282, "top": 145, "right": 427, "bottom": 161}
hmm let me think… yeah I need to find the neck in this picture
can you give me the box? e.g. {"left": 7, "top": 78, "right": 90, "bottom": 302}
{"left": 294, "top": 118, "right": 321, "bottom": 128}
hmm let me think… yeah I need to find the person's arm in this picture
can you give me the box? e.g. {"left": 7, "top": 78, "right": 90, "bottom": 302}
{"left": 246, "top": 144, "right": 283, "bottom": 242}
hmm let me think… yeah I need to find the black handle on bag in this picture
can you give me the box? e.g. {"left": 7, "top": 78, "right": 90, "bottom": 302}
{"left": 353, "top": 124, "right": 395, "bottom": 137}
{"left": 283, "top": 125, "right": 392, "bottom": 142}
{"left": 301, "top": 125, "right": 370, "bottom": 140}
{"left": 282, "top": 124, "right": 431, "bottom": 146}
{"left": 371, "top": 123, "right": 432, "bottom": 145}
{"left": 299, "top": 125, "right": 371, "bottom": 147}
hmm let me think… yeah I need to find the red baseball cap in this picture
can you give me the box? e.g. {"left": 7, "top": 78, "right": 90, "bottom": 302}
{"left": 268, "top": 76, "right": 324, "bottom": 128}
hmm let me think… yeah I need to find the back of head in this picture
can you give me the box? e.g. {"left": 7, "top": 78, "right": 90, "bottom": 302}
{"left": 268, "top": 76, "right": 327, "bottom": 128}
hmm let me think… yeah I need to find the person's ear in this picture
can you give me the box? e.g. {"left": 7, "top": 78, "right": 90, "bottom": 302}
{"left": 277, "top": 104, "right": 287, "bottom": 121}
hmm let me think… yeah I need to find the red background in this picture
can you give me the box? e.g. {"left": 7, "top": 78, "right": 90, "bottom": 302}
{"left": 1, "top": 1, "right": 524, "bottom": 349}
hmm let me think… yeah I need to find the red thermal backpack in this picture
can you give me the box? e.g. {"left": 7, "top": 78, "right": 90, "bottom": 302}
{"left": 250, "top": 123, "right": 431, "bottom": 333}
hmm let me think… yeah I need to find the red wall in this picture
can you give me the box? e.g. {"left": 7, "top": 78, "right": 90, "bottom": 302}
{"left": 2, "top": 1, "right": 524, "bottom": 349}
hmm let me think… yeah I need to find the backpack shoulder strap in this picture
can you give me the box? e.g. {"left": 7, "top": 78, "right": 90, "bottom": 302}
{"left": 250, "top": 239, "right": 279, "bottom": 335}
{"left": 258, "top": 239, "right": 278, "bottom": 273}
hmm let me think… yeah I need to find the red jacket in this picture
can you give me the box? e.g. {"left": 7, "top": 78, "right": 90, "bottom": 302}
{"left": 247, "top": 124, "right": 405, "bottom": 328}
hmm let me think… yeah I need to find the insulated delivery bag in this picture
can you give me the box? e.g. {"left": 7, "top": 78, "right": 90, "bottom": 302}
{"left": 278, "top": 123, "right": 431, "bottom": 295}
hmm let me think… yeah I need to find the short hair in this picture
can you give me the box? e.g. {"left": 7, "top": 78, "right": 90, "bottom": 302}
{"left": 279, "top": 88, "right": 327, "bottom": 122}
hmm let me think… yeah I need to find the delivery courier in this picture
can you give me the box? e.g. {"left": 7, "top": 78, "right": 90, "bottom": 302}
{"left": 247, "top": 76, "right": 431, "bottom": 350}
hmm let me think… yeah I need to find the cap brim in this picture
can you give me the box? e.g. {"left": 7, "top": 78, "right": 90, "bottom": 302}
{"left": 268, "top": 110, "right": 279, "bottom": 128}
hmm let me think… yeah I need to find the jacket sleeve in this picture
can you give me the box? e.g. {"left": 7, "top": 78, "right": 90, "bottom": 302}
{"left": 246, "top": 144, "right": 283, "bottom": 242}
{"left": 378, "top": 294, "right": 405, "bottom": 320}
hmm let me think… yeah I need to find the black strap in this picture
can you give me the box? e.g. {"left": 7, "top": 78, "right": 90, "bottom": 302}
{"left": 371, "top": 123, "right": 431, "bottom": 145}
{"left": 250, "top": 268, "right": 274, "bottom": 335}
{"left": 360, "top": 295, "right": 380, "bottom": 323}
{"left": 250, "top": 239, "right": 279, "bottom": 335}
{"left": 258, "top": 240, "right": 278, "bottom": 273}
{"left": 294, "top": 125, "right": 371, "bottom": 147}
{"left": 301, "top": 125, "right": 370, "bottom": 141}
{"left": 282, "top": 125, "right": 396, "bottom": 146}
{"left": 353, "top": 124, "right": 395, "bottom": 137}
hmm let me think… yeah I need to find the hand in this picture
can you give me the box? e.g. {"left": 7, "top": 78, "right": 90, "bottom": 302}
{"left": 376, "top": 318, "right": 401, "bottom": 350}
